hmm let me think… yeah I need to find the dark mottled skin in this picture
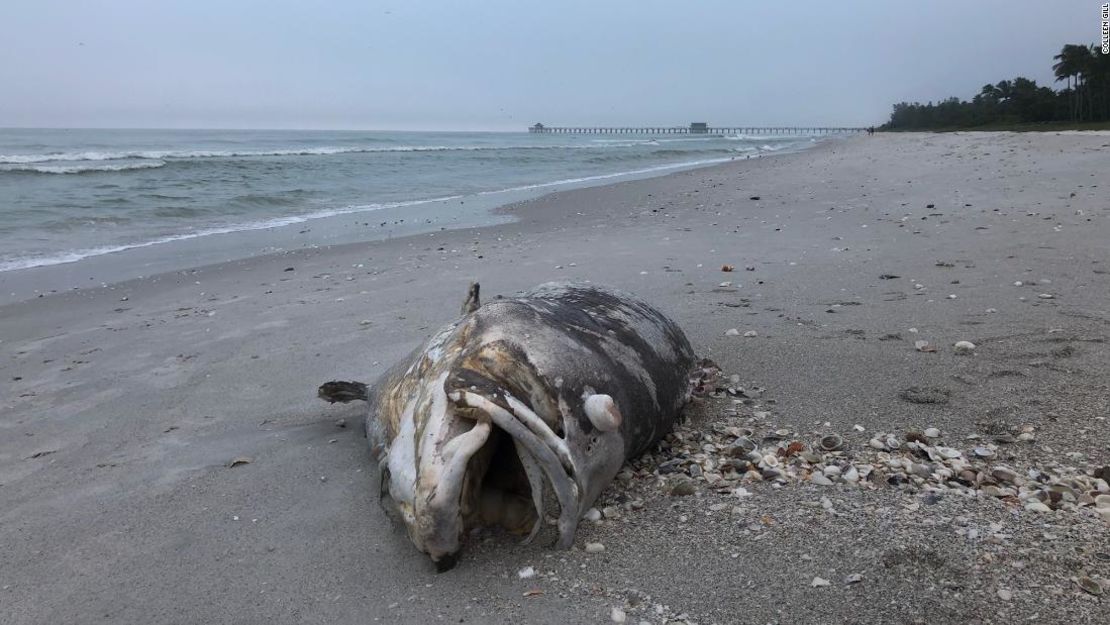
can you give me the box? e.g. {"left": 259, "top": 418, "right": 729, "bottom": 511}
{"left": 444, "top": 283, "right": 696, "bottom": 458}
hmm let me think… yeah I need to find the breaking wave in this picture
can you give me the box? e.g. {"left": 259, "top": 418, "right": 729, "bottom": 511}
{"left": 0, "top": 161, "right": 167, "bottom": 174}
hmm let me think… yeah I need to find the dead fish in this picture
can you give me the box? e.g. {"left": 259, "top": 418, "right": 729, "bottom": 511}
{"left": 319, "top": 282, "right": 696, "bottom": 570}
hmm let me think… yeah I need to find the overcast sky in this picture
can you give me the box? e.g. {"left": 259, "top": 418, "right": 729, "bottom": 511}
{"left": 0, "top": 1, "right": 1100, "bottom": 130}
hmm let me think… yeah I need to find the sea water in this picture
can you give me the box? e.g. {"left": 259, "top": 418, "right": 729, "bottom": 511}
{"left": 0, "top": 128, "right": 817, "bottom": 279}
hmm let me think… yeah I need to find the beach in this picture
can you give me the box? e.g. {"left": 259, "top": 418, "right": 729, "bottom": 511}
{"left": 2, "top": 132, "right": 1109, "bottom": 624}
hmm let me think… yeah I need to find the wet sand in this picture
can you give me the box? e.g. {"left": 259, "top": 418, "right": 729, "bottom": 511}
{"left": 2, "top": 132, "right": 1108, "bottom": 624}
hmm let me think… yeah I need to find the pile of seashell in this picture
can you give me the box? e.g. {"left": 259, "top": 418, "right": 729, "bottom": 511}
{"left": 616, "top": 377, "right": 1110, "bottom": 524}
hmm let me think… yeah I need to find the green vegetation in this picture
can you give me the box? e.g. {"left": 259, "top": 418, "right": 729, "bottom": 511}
{"left": 882, "top": 44, "right": 1110, "bottom": 130}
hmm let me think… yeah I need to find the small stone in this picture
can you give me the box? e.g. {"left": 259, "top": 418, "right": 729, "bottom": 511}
{"left": 583, "top": 508, "right": 602, "bottom": 522}
{"left": 986, "top": 308, "right": 998, "bottom": 313}
{"left": 334, "top": 418, "right": 347, "bottom": 429}
{"left": 811, "top": 577, "right": 831, "bottom": 587}
{"left": 611, "top": 607, "right": 627, "bottom": 623}
{"left": 725, "top": 328, "right": 740, "bottom": 336}
{"left": 585, "top": 542, "right": 606, "bottom": 553}
{"left": 518, "top": 566, "right": 536, "bottom": 579}
{"left": 1037, "top": 293, "right": 1054, "bottom": 299}
{"left": 953, "top": 340, "right": 976, "bottom": 354}
{"left": 602, "top": 506, "right": 621, "bottom": 519}
{"left": 845, "top": 573, "right": 863, "bottom": 585}
{"left": 1013, "top": 281, "right": 1023, "bottom": 287}
{"left": 997, "top": 589, "right": 1012, "bottom": 601}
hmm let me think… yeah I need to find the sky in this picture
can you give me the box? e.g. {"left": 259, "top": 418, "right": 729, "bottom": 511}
{"left": 0, "top": 1, "right": 1101, "bottom": 130}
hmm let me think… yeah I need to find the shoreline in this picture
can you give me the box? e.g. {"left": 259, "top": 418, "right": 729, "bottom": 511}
{"left": 0, "top": 139, "right": 823, "bottom": 306}
{"left": 2, "top": 132, "right": 1107, "bottom": 624}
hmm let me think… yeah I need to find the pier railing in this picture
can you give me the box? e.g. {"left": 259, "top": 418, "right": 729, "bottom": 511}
{"left": 528, "top": 126, "right": 864, "bottom": 135}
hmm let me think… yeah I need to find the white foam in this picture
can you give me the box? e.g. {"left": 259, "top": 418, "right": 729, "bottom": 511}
{"left": 0, "top": 194, "right": 462, "bottom": 273}
{"left": 477, "top": 157, "right": 735, "bottom": 195}
{"left": 0, "top": 143, "right": 818, "bottom": 274}
{"left": 0, "top": 161, "right": 167, "bottom": 174}
{"left": 0, "top": 142, "right": 681, "bottom": 165}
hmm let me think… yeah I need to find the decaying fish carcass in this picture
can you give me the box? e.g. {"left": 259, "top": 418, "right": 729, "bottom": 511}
{"left": 319, "top": 282, "right": 697, "bottom": 570}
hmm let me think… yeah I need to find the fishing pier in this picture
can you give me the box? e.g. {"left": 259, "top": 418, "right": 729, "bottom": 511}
{"left": 529, "top": 122, "right": 864, "bottom": 135}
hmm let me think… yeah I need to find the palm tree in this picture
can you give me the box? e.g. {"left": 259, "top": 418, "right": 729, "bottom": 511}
{"left": 1054, "top": 44, "right": 1083, "bottom": 120}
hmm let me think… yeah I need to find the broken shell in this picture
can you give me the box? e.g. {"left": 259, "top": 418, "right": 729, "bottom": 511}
{"left": 991, "top": 466, "right": 1019, "bottom": 484}
{"left": 819, "top": 434, "right": 844, "bottom": 452}
{"left": 842, "top": 466, "right": 860, "bottom": 483}
{"left": 728, "top": 437, "right": 757, "bottom": 456}
{"left": 1076, "top": 576, "right": 1103, "bottom": 596}
{"left": 584, "top": 394, "right": 622, "bottom": 432}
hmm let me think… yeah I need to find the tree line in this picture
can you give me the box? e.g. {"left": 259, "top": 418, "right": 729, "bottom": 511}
{"left": 883, "top": 43, "right": 1110, "bottom": 130}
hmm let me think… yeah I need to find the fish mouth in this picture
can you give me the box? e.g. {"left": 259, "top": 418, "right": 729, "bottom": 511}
{"left": 427, "top": 390, "right": 581, "bottom": 568}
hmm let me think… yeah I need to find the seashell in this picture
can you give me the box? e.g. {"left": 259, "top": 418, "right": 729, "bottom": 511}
{"left": 1095, "top": 494, "right": 1110, "bottom": 508}
{"left": 924, "top": 427, "right": 941, "bottom": 438}
{"left": 990, "top": 466, "right": 1019, "bottom": 484}
{"left": 1048, "top": 484, "right": 1077, "bottom": 502}
{"left": 936, "top": 446, "right": 962, "bottom": 459}
{"left": 1076, "top": 576, "right": 1103, "bottom": 596}
{"left": 973, "top": 447, "right": 995, "bottom": 459}
{"left": 823, "top": 465, "right": 842, "bottom": 478}
{"left": 953, "top": 340, "right": 976, "bottom": 354}
{"left": 759, "top": 454, "right": 780, "bottom": 469}
{"left": 727, "top": 437, "right": 757, "bottom": 457}
{"left": 1025, "top": 501, "right": 1052, "bottom": 513}
{"left": 910, "top": 463, "right": 933, "bottom": 479}
{"left": 800, "top": 451, "right": 824, "bottom": 464}
{"left": 810, "top": 472, "right": 833, "bottom": 486}
{"left": 819, "top": 434, "right": 844, "bottom": 452}
{"left": 905, "top": 431, "right": 928, "bottom": 444}
{"left": 868, "top": 437, "right": 887, "bottom": 450}
{"left": 842, "top": 466, "right": 860, "bottom": 483}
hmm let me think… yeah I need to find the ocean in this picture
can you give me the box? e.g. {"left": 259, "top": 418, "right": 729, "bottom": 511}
{"left": 0, "top": 128, "right": 818, "bottom": 277}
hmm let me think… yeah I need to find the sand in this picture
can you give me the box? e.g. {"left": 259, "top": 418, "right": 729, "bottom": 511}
{"left": 2, "top": 132, "right": 1108, "bottom": 624}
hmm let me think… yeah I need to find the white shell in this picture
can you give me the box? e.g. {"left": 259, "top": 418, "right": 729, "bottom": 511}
{"left": 953, "top": 340, "right": 976, "bottom": 354}
{"left": 584, "top": 394, "right": 622, "bottom": 432}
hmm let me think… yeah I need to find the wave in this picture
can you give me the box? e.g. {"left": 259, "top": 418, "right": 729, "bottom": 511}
{"left": 0, "top": 195, "right": 463, "bottom": 273}
{"left": 0, "top": 142, "right": 708, "bottom": 165}
{"left": 0, "top": 161, "right": 167, "bottom": 174}
{"left": 477, "top": 156, "right": 736, "bottom": 195}
{"left": 0, "top": 156, "right": 743, "bottom": 273}
{"left": 0, "top": 142, "right": 821, "bottom": 273}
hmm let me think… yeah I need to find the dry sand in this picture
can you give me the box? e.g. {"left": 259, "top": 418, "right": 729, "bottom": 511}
{"left": 2, "top": 132, "right": 1109, "bottom": 624}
